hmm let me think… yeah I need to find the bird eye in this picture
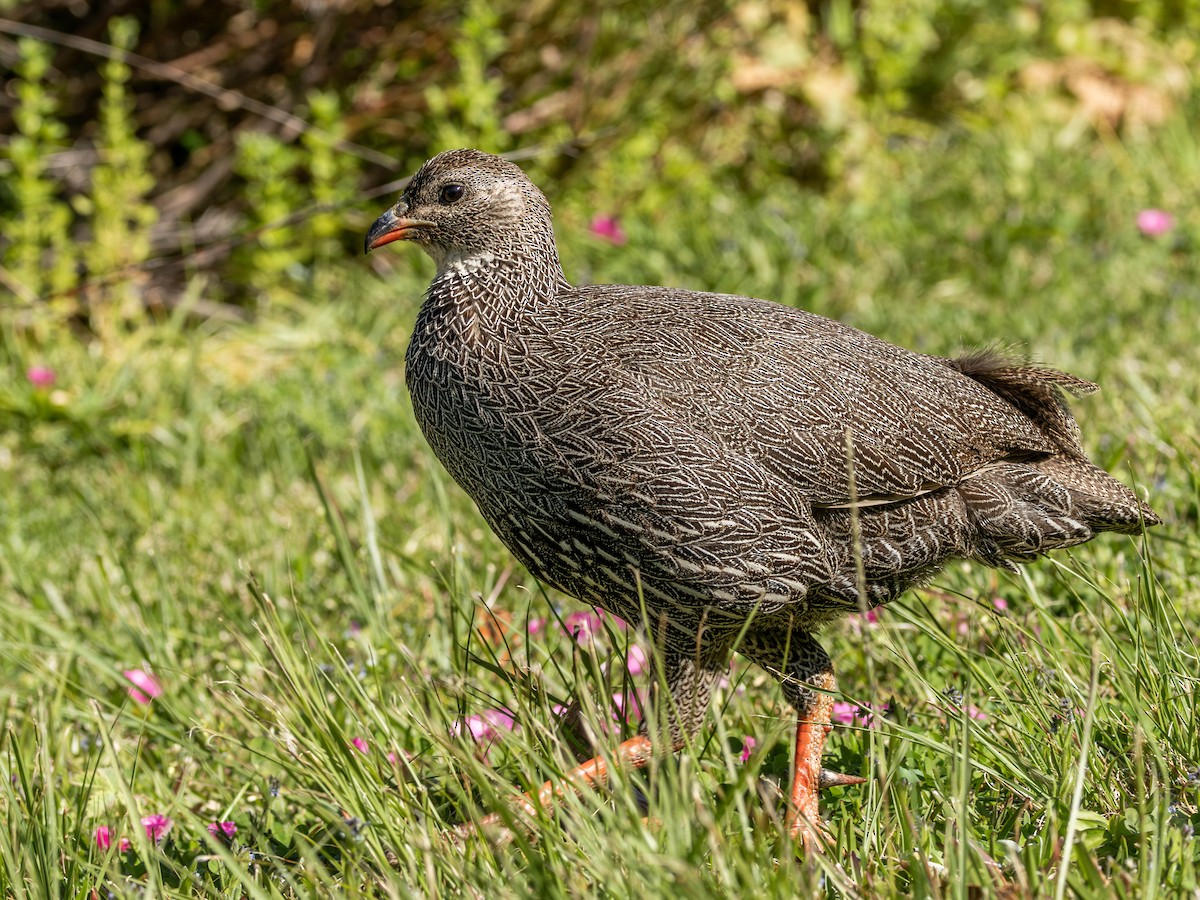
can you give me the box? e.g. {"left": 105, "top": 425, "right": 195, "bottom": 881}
{"left": 439, "top": 183, "right": 465, "bottom": 205}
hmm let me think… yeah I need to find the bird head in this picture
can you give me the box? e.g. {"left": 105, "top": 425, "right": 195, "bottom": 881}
{"left": 364, "top": 149, "right": 554, "bottom": 275}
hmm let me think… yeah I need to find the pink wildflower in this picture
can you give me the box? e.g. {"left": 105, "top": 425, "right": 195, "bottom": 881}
{"left": 739, "top": 736, "right": 757, "bottom": 763}
{"left": 832, "top": 701, "right": 888, "bottom": 728}
{"left": 123, "top": 669, "right": 162, "bottom": 704}
{"left": 846, "top": 609, "right": 880, "bottom": 633}
{"left": 992, "top": 597, "right": 1008, "bottom": 613}
{"left": 589, "top": 215, "right": 627, "bottom": 245}
{"left": 611, "top": 689, "right": 645, "bottom": 725}
{"left": 526, "top": 617, "right": 546, "bottom": 635}
{"left": 140, "top": 814, "right": 173, "bottom": 843}
{"left": 94, "top": 825, "right": 112, "bottom": 850}
{"left": 118, "top": 837, "right": 132, "bottom": 853}
{"left": 1136, "top": 209, "right": 1175, "bottom": 237}
{"left": 831, "top": 701, "right": 857, "bottom": 725}
{"left": 857, "top": 702, "right": 888, "bottom": 728}
{"left": 26, "top": 366, "right": 56, "bottom": 389}
{"left": 452, "top": 709, "right": 516, "bottom": 756}
{"left": 350, "top": 736, "right": 369, "bottom": 754}
{"left": 207, "top": 821, "right": 237, "bottom": 839}
{"left": 624, "top": 643, "right": 648, "bottom": 676}
{"left": 564, "top": 609, "right": 604, "bottom": 643}
{"left": 967, "top": 705, "right": 987, "bottom": 721}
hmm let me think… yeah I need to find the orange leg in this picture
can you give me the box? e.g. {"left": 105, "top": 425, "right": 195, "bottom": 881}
{"left": 786, "top": 687, "right": 866, "bottom": 851}
{"left": 452, "top": 735, "right": 656, "bottom": 845}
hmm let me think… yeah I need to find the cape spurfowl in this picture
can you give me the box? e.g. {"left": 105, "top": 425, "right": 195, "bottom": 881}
{"left": 365, "top": 148, "right": 1158, "bottom": 847}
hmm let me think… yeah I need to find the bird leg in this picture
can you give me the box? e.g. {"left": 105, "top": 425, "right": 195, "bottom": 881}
{"left": 741, "top": 629, "right": 866, "bottom": 850}
{"left": 451, "top": 647, "right": 725, "bottom": 846}
{"left": 450, "top": 734, "right": 661, "bottom": 845}
{"left": 786, "top": 680, "right": 867, "bottom": 850}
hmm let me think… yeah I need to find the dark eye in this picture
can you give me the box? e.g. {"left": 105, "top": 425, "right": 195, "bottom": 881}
{"left": 439, "top": 183, "right": 465, "bottom": 204}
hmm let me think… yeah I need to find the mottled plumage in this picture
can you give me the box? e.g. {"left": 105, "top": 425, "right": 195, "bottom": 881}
{"left": 366, "top": 148, "right": 1158, "bottom": 843}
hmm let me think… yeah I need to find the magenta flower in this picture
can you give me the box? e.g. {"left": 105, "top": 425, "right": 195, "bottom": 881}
{"left": 846, "top": 609, "right": 880, "bottom": 633}
{"left": 118, "top": 837, "right": 132, "bottom": 852}
{"left": 739, "top": 736, "right": 758, "bottom": 763}
{"left": 589, "top": 215, "right": 627, "bottom": 245}
{"left": 610, "top": 689, "right": 644, "bottom": 725}
{"left": 350, "top": 736, "right": 369, "bottom": 754}
{"left": 26, "top": 366, "right": 56, "bottom": 389}
{"left": 123, "top": 669, "right": 162, "bottom": 704}
{"left": 624, "top": 643, "right": 648, "bottom": 675}
{"left": 207, "top": 821, "right": 237, "bottom": 839}
{"left": 831, "top": 701, "right": 857, "bottom": 726}
{"left": 1136, "top": 209, "right": 1175, "bottom": 237}
{"left": 140, "top": 814, "right": 173, "bottom": 843}
{"left": 452, "top": 709, "right": 517, "bottom": 757}
{"left": 526, "top": 617, "right": 546, "bottom": 635}
{"left": 832, "top": 701, "right": 888, "bottom": 728}
{"left": 94, "top": 825, "right": 112, "bottom": 850}
{"left": 564, "top": 609, "right": 604, "bottom": 643}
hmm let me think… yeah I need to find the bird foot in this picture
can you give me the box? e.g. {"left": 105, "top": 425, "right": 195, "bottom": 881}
{"left": 818, "top": 768, "right": 868, "bottom": 790}
{"left": 789, "top": 810, "right": 836, "bottom": 854}
{"left": 448, "top": 735, "right": 655, "bottom": 848}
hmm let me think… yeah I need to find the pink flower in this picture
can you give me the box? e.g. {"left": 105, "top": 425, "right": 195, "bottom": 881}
{"left": 526, "top": 617, "right": 546, "bottom": 635}
{"left": 207, "top": 821, "right": 237, "bottom": 839}
{"left": 123, "top": 669, "right": 162, "bottom": 704}
{"left": 589, "top": 215, "right": 627, "bottom": 245}
{"left": 831, "top": 701, "right": 857, "bottom": 726}
{"left": 992, "top": 597, "right": 1008, "bottom": 613}
{"left": 846, "top": 609, "right": 880, "bottom": 633}
{"left": 832, "top": 701, "right": 888, "bottom": 728}
{"left": 350, "top": 736, "right": 369, "bottom": 754}
{"left": 118, "top": 837, "right": 132, "bottom": 853}
{"left": 94, "top": 825, "right": 112, "bottom": 850}
{"left": 564, "top": 610, "right": 604, "bottom": 643}
{"left": 1136, "top": 208, "right": 1175, "bottom": 237}
{"left": 967, "top": 705, "right": 987, "bottom": 721}
{"left": 452, "top": 709, "right": 516, "bottom": 756}
{"left": 610, "top": 689, "right": 644, "bottom": 725}
{"left": 739, "top": 736, "right": 757, "bottom": 763}
{"left": 26, "top": 366, "right": 55, "bottom": 389}
{"left": 624, "top": 644, "right": 648, "bottom": 676}
{"left": 140, "top": 814, "right": 173, "bottom": 843}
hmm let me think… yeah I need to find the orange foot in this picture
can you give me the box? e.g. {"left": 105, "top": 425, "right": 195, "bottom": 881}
{"left": 786, "top": 691, "right": 867, "bottom": 852}
{"left": 451, "top": 734, "right": 655, "bottom": 846}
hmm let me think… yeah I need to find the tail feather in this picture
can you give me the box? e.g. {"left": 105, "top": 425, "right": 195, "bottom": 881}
{"left": 951, "top": 349, "right": 1094, "bottom": 455}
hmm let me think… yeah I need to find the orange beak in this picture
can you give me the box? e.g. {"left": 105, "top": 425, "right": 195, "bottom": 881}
{"left": 364, "top": 208, "right": 435, "bottom": 254}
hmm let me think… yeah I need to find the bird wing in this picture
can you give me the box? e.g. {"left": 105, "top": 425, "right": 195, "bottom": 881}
{"left": 546, "top": 285, "right": 1054, "bottom": 508}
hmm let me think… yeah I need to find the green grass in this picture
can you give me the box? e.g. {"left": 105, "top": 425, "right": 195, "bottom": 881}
{"left": 2, "top": 105, "right": 1199, "bottom": 897}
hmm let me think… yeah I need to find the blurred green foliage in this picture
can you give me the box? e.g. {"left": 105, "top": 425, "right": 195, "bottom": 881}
{"left": 0, "top": 0, "right": 1195, "bottom": 322}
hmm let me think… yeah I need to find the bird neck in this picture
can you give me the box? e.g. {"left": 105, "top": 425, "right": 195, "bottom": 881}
{"left": 426, "top": 233, "right": 571, "bottom": 321}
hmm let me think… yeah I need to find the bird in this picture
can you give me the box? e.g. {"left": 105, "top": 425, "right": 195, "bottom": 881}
{"left": 364, "top": 148, "right": 1159, "bottom": 848}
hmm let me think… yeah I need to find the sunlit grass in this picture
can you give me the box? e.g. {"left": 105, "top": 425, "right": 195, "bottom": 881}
{"left": 2, "top": 105, "right": 1198, "bottom": 897}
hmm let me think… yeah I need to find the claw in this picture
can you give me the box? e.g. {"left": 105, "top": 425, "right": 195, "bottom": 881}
{"left": 818, "top": 768, "right": 868, "bottom": 790}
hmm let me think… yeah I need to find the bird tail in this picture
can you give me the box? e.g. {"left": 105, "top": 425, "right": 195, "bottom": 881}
{"left": 950, "top": 349, "right": 1159, "bottom": 566}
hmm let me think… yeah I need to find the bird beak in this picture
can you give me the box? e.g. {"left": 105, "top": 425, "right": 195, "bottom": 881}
{"left": 364, "top": 207, "right": 435, "bottom": 254}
